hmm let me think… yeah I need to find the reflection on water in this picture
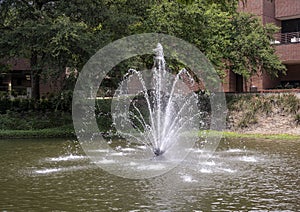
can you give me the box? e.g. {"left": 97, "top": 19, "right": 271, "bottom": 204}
{"left": 0, "top": 138, "right": 299, "bottom": 211}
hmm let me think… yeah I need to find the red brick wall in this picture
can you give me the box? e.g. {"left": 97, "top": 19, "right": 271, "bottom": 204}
{"left": 275, "top": 0, "right": 300, "bottom": 19}
{"left": 239, "top": 0, "right": 280, "bottom": 25}
{"left": 281, "top": 64, "right": 300, "bottom": 81}
{"left": 263, "top": 0, "right": 275, "bottom": 18}
{"left": 275, "top": 43, "right": 300, "bottom": 63}
{"left": 262, "top": 72, "right": 280, "bottom": 89}
{"left": 250, "top": 74, "right": 264, "bottom": 90}
{"left": 239, "top": 0, "right": 263, "bottom": 16}
{"left": 223, "top": 70, "right": 236, "bottom": 92}
{"left": 263, "top": 0, "right": 281, "bottom": 26}
{"left": 1, "top": 58, "right": 65, "bottom": 96}
{"left": 248, "top": 73, "right": 280, "bottom": 91}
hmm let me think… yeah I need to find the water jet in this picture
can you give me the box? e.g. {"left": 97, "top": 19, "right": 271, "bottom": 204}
{"left": 112, "top": 43, "right": 200, "bottom": 160}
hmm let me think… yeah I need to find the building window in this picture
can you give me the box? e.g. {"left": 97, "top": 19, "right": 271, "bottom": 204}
{"left": 282, "top": 18, "right": 300, "bottom": 33}
{"left": 280, "top": 19, "right": 300, "bottom": 44}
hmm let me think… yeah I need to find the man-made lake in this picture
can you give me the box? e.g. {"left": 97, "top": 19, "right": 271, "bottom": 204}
{"left": 0, "top": 138, "right": 299, "bottom": 211}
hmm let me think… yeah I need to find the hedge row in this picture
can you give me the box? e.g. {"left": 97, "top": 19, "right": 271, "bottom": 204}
{"left": 0, "top": 91, "right": 73, "bottom": 113}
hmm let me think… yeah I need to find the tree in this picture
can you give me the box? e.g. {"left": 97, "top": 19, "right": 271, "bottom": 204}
{"left": 0, "top": 0, "right": 155, "bottom": 99}
{"left": 176, "top": 0, "right": 247, "bottom": 11}
{"left": 227, "top": 13, "right": 286, "bottom": 78}
{"left": 1, "top": 0, "right": 286, "bottom": 98}
{"left": 0, "top": 0, "right": 100, "bottom": 99}
{"left": 144, "top": 0, "right": 286, "bottom": 81}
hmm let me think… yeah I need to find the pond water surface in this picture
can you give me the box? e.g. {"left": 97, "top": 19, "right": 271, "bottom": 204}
{"left": 0, "top": 138, "right": 299, "bottom": 211}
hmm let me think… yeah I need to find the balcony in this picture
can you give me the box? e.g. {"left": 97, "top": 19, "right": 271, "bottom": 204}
{"left": 271, "top": 32, "right": 300, "bottom": 45}
{"left": 272, "top": 33, "right": 300, "bottom": 64}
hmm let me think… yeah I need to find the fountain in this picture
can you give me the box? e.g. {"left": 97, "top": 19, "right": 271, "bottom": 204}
{"left": 111, "top": 43, "right": 200, "bottom": 159}
{"left": 73, "top": 33, "right": 227, "bottom": 179}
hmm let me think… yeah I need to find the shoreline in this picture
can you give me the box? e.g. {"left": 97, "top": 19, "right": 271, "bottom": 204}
{"left": 1, "top": 128, "right": 299, "bottom": 140}
{"left": 222, "top": 131, "right": 300, "bottom": 140}
{"left": 0, "top": 126, "right": 75, "bottom": 139}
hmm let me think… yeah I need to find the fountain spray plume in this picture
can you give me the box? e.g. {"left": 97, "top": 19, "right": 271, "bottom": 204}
{"left": 112, "top": 43, "right": 199, "bottom": 158}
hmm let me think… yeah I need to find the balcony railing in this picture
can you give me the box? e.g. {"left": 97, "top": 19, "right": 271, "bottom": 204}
{"left": 271, "top": 32, "right": 300, "bottom": 45}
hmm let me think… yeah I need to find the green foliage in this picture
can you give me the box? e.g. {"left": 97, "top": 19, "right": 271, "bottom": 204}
{"left": 144, "top": 1, "right": 224, "bottom": 76}
{"left": 176, "top": 0, "right": 242, "bottom": 12}
{"left": 0, "top": 0, "right": 107, "bottom": 99}
{"left": 237, "top": 111, "right": 258, "bottom": 128}
{"left": 94, "top": 93, "right": 212, "bottom": 133}
{"left": 145, "top": 0, "right": 286, "bottom": 80}
{"left": 0, "top": 125, "right": 75, "bottom": 139}
{"left": 0, "top": 91, "right": 73, "bottom": 114}
{"left": 278, "top": 94, "right": 300, "bottom": 114}
{"left": 227, "top": 94, "right": 300, "bottom": 114}
{"left": 0, "top": 0, "right": 156, "bottom": 99}
{"left": 0, "top": 110, "right": 72, "bottom": 130}
{"left": 0, "top": 96, "right": 114, "bottom": 133}
{"left": 95, "top": 98, "right": 113, "bottom": 132}
{"left": 295, "top": 114, "right": 300, "bottom": 126}
{"left": 220, "top": 130, "right": 300, "bottom": 140}
{"left": 228, "top": 14, "right": 286, "bottom": 78}
{"left": 0, "top": 0, "right": 287, "bottom": 97}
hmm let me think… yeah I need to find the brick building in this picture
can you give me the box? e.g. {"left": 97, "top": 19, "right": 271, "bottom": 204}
{"left": 224, "top": 0, "right": 300, "bottom": 92}
{"left": 0, "top": 58, "right": 32, "bottom": 97}
{"left": 0, "top": 58, "right": 64, "bottom": 98}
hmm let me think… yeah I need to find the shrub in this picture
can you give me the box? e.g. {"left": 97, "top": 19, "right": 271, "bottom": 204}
{"left": 0, "top": 112, "right": 30, "bottom": 130}
{"left": 295, "top": 114, "right": 300, "bottom": 126}
{"left": 0, "top": 111, "right": 72, "bottom": 130}
{"left": 0, "top": 91, "right": 74, "bottom": 113}
{"left": 0, "top": 96, "right": 11, "bottom": 113}
{"left": 227, "top": 93, "right": 300, "bottom": 128}
{"left": 281, "top": 94, "right": 300, "bottom": 114}
{"left": 237, "top": 111, "right": 258, "bottom": 128}
{"left": 95, "top": 98, "right": 113, "bottom": 132}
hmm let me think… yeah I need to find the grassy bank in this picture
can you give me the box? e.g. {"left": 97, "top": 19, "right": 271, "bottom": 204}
{"left": 1, "top": 95, "right": 300, "bottom": 140}
{"left": 0, "top": 125, "right": 75, "bottom": 139}
{"left": 226, "top": 93, "right": 300, "bottom": 131}
{"left": 198, "top": 130, "right": 300, "bottom": 140}
{"left": 1, "top": 127, "right": 299, "bottom": 140}
{"left": 1, "top": 128, "right": 299, "bottom": 141}
{"left": 222, "top": 131, "right": 300, "bottom": 140}
{"left": 0, "top": 98, "right": 113, "bottom": 139}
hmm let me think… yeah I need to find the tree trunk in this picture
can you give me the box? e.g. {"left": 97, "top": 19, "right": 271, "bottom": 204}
{"left": 30, "top": 52, "right": 41, "bottom": 100}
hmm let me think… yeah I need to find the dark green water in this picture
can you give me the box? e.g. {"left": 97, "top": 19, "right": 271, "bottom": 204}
{"left": 0, "top": 138, "right": 299, "bottom": 211}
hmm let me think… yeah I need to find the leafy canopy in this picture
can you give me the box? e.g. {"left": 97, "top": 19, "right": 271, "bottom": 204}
{"left": 0, "top": 0, "right": 286, "bottom": 98}
{"left": 144, "top": 0, "right": 286, "bottom": 79}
